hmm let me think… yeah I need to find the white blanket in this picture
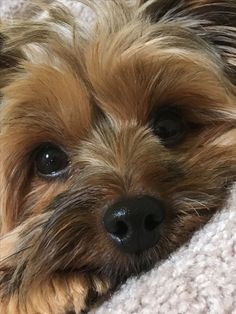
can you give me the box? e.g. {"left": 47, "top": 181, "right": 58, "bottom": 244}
{"left": 1, "top": 1, "right": 235, "bottom": 313}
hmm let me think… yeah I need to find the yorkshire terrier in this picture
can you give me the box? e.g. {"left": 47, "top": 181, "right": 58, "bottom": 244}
{"left": 0, "top": 0, "right": 236, "bottom": 313}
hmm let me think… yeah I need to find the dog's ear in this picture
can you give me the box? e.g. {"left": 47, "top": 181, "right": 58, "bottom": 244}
{"left": 140, "top": 0, "right": 236, "bottom": 84}
{"left": 0, "top": 27, "right": 24, "bottom": 88}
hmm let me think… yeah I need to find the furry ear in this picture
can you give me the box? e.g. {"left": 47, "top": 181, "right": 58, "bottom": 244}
{"left": 0, "top": 28, "right": 24, "bottom": 89}
{"left": 0, "top": 26, "right": 26, "bottom": 232}
{"left": 140, "top": 0, "right": 236, "bottom": 84}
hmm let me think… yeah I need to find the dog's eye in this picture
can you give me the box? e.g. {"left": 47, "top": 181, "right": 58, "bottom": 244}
{"left": 152, "top": 108, "right": 186, "bottom": 147}
{"left": 34, "top": 143, "right": 69, "bottom": 178}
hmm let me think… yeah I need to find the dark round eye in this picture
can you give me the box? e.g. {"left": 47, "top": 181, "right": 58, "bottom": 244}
{"left": 35, "top": 143, "right": 69, "bottom": 178}
{"left": 152, "top": 108, "right": 186, "bottom": 147}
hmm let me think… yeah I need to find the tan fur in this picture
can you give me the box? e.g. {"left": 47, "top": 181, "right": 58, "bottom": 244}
{"left": 0, "top": 0, "right": 236, "bottom": 313}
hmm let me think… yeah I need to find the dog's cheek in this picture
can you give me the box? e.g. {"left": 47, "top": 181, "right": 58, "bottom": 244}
{"left": 210, "top": 129, "right": 236, "bottom": 147}
{"left": 21, "top": 179, "right": 70, "bottom": 219}
{"left": 156, "top": 141, "right": 236, "bottom": 257}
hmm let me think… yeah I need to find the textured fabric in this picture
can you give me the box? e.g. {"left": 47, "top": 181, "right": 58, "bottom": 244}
{"left": 0, "top": 1, "right": 235, "bottom": 313}
{"left": 0, "top": 0, "right": 92, "bottom": 22}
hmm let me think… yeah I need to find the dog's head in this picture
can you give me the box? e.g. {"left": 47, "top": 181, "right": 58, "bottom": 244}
{"left": 0, "top": 0, "right": 236, "bottom": 308}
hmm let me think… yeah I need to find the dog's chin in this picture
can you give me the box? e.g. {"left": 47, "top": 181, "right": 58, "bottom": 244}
{"left": 59, "top": 248, "right": 159, "bottom": 286}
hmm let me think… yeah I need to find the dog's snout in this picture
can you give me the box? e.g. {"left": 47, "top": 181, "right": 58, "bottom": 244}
{"left": 103, "top": 196, "right": 165, "bottom": 254}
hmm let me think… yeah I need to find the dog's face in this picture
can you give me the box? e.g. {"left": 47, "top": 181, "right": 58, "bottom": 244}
{"left": 0, "top": 0, "right": 236, "bottom": 312}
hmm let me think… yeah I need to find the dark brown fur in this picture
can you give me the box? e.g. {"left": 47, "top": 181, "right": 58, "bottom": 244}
{"left": 0, "top": 0, "right": 236, "bottom": 313}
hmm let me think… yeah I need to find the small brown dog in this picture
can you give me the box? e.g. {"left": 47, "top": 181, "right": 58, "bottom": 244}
{"left": 0, "top": 0, "right": 236, "bottom": 313}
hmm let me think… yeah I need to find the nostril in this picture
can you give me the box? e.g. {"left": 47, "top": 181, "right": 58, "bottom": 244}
{"left": 103, "top": 196, "right": 165, "bottom": 253}
{"left": 112, "top": 220, "right": 129, "bottom": 239}
{"left": 144, "top": 214, "right": 160, "bottom": 232}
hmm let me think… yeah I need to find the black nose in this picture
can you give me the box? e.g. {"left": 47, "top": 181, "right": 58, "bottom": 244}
{"left": 103, "top": 196, "right": 165, "bottom": 254}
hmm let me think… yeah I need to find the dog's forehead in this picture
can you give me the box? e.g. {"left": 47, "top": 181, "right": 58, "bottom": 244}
{"left": 2, "top": 54, "right": 229, "bottom": 142}
{"left": 75, "top": 20, "right": 230, "bottom": 121}
{"left": 85, "top": 48, "right": 227, "bottom": 122}
{"left": 1, "top": 6, "right": 230, "bottom": 128}
{"left": 1, "top": 22, "right": 232, "bottom": 141}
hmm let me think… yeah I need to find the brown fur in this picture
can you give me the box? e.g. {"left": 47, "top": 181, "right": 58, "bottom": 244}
{"left": 0, "top": 0, "right": 236, "bottom": 313}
